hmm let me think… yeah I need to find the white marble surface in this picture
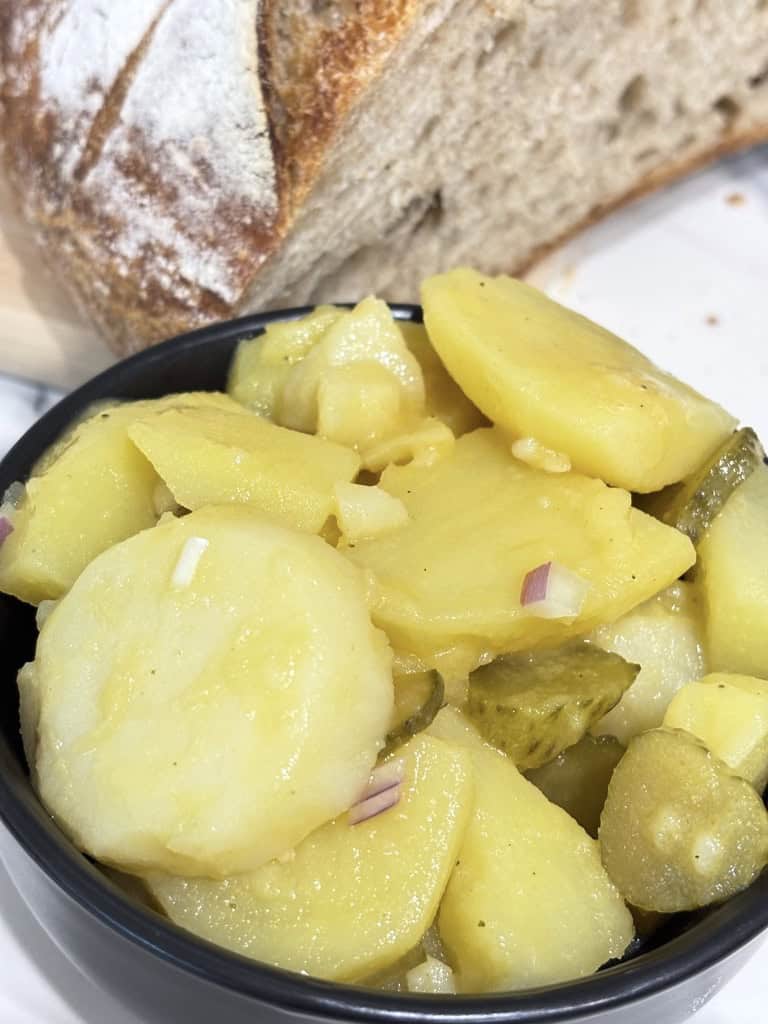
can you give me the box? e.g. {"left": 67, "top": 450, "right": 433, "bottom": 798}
{"left": 1, "top": 147, "right": 768, "bottom": 1022}
{"left": 0, "top": 374, "right": 62, "bottom": 459}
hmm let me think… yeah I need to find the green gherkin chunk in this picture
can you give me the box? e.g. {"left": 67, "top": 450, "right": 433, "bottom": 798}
{"left": 600, "top": 728, "right": 768, "bottom": 913}
{"left": 383, "top": 671, "right": 445, "bottom": 756}
{"left": 466, "top": 643, "right": 639, "bottom": 771}
{"left": 525, "top": 734, "right": 625, "bottom": 838}
{"left": 640, "top": 427, "right": 765, "bottom": 546}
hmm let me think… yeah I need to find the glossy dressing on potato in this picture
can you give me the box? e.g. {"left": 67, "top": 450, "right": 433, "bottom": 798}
{"left": 29, "top": 506, "right": 393, "bottom": 877}
{"left": 6, "top": 273, "right": 766, "bottom": 997}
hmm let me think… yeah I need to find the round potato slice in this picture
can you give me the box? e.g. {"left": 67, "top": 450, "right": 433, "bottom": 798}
{"left": 600, "top": 728, "right": 768, "bottom": 912}
{"left": 30, "top": 506, "right": 393, "bottom": 877}
{"left": 147, "top": 735, "right": 473, "bottom": 983}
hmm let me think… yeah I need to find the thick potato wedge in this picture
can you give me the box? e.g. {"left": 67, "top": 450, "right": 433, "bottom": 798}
{"left": 399, "top": 322, "right": 485, "bottom": 436}
{"left": 129, "top": 403, "right": 360, "bottom": 534}
{"left": 279, "top": 297, "right": 425, "bottom": 434}
{"left": 346, "top": 429, "right": 694, "bottom": 675}
{"left": 147, "top": 736, "right": 473, "bottom": 982}
{"left": 30, "top": 506, "right": 393, "bottom": 877}
{"left": 421, "top": 269, "right": 735, "bottom": 492}
{"left": 600, "top": 728, "right": 768, "bottom": 912}
{"left": 664, "top": 673, "right": 768, "bottom": 791}
{"left": 317, "top": 362, "right": 406, "bottom": 449}
{"left": 430, "top": 708, "right": 633, "bottom": 992}
{"left": 0, "top": 392, "right": 233, "bottom": 604}
{"left": 466, "top": 643, "right": 637, "bottom": 770}
{"left": 591, "top": 582, "right": 705, "bottom": 744}
{"left": 698, "top": 464, "right": 768, "bottom": 677}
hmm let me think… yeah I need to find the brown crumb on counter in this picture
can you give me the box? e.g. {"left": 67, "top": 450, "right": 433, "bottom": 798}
{"left": 725, "top": 192, "right": 746, "bottom": 206}
{"left": 705, "top": 314, "right": 720, "bottom": 326}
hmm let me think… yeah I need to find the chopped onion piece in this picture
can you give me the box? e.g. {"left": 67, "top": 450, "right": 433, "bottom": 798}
{"left": 520, "top": 561, "right": 589, "bottom": 620}
{"left": 348, "top": 783, "right": 401, "bottom": 825}
{"left": 36, "top": 600, "right": 59, "bottom": 630}
{"left": 406, "top": 956, "right": 457, "bottom": 994}
{"left": 0, "top": 516, "right": 14, "bottom": 545}
{"left": 2, "top": 481, "right": 25, "bottom": 509}
{"left": 359, "top": 758, "right": 406, "bottom": 801}
{"left": 510, "top": 437, "right": 571, "bottom": 474}
{"left": 171, "top": 536, "right": 209, "bottom": 588}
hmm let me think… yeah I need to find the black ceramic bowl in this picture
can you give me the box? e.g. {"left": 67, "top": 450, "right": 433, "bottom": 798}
{"left": 1, "top": 306, "right": 767, "bottom": 1024}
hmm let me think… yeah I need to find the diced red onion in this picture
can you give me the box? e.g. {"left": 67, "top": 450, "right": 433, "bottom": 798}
{"left": 0, "top": 516, "right": 14, "bottom": 545}
{"left": 520, "top": 561, "right": 589, "bottom": 619}
{"left": 348, "top": 783, "right": 401, "bottom": 825}
{"left": 359, "top": 758, "right": 406, "bottom": 802}
{"left": 521, "top": 561, "right": 551, "bottom": 605}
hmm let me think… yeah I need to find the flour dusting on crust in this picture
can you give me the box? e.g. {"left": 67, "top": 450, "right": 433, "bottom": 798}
{"left": 7, "top": 0, "right": 278, "bottom": 321}
{"left": 76, "top": 0, "right": 278, "bottom": 306}
{"left": 38, "top": 2, "right": 170, "bottom": 181}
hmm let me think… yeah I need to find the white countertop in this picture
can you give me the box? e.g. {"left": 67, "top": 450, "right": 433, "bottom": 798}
{"left": 2, "top": 147, "right": 768, "bottom": 1022}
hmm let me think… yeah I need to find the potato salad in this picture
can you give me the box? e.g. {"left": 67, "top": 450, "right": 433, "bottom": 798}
{"left": 2, "top": 269, "right": 767, "bottom": 994}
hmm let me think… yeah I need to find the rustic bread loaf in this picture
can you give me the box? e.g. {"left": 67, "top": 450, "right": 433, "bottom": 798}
{"left": 2, "top": 0, "right": 768, "bottom": 355}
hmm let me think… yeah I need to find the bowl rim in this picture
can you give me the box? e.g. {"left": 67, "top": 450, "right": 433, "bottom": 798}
{"left": 1, "top": 304, "right": 768, "bottom": 1023}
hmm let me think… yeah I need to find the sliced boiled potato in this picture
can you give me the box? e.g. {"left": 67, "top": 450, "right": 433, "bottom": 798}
{"left": 279, "top": 298, "right": 425, "bottom": 433}
{"left": 146, "top": 735, "right": 472, "bottom": 982}
{"left": 30, "top": 506, "right": 393, "bottom": 877}
{"left": 227, "top": 306, "right": 343, "bottom": 417}
{"left": 525, "top": 734, "right": 625, "bottom": 838}
{"left": 346, "top": 428, "right": 694, "bottom": 672}
{"left": 361, "top": 417, "right": 455, "bottom": 473}
{"left": 406, "top": 956, "right": 457, "bottom": 994}
{"left": 334, "top": 482, "right": 409, "bottom": 544}
{"left": 466, "top": 643, "right": 637, "bottom": 770}
{"left": 399, "top": 321, "right": 485, "bottom": 437}
{"left": 600, "top": 728, "right": 768, "bottom": 912}
{"left": 428, "top": 705, "right": 490, "bottom": 750}
{"left": 430, "top": 708, "right": 633, "bottom": 992}
{"left": 0, "top": 392, "right": 234, "bottom": 604}
{"left": 421, "top": 269, "right": 735, "bottom": 492}
{"left": 128, "top": 403, "right": 360, "bottom": 534}
{"left": 17, "top": 661, "right": 40, "bottom": 774}
{"left": 591, "top": 582, "right": 706, "bottom": 744}
{"left": 664, "top": 673, "right": 768, "bottom": 791}
{"left": 365, "top": 925, "right": 448, "bottom": 992}
{"left": 318, "top": 362, "right": 405, "bottom": 448}
{"left": 698, "top": 464, "right": 768, "bottom": 677}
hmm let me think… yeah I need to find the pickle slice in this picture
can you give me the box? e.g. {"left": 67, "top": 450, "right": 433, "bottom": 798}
{"left": 525, "top": 734, "right": 624, "bottom": 837}
{"left": 466, "top": 643, "right": 638, "bottom": 770}
{"left": 600, "top": 728, "right": 768, "bottom": 913}
{"left": 384, "top": 671, "right": 445, "bottom": 755}
{"left": 640, "top": 428, "right": 764, "bottom": 546}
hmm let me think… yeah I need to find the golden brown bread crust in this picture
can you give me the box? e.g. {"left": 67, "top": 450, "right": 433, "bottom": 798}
{"left": 0, "top": 0, "right": 418, "bottom": 355}
{"left": 1, "top": 1, "right": 282, "bottom": 351}
{"left": 1, "top": 2, "right": 767, "bottom": 356}
{"left": 261, "top": 2, "right": 420, "bottom": 215}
